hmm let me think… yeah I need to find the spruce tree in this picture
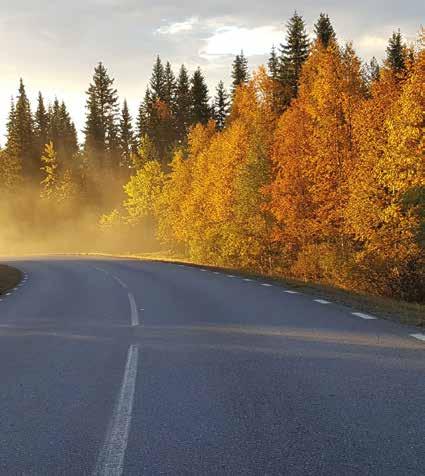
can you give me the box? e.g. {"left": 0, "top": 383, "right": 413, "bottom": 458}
{"left": 119, "top": 99, "right": 135, "bottom": 168}
{"left": 314, "top": 13, "right": 336, "bottom": 48}
{"left": 268, "top": 46, "right": 279, "bottom": 80}
{"left": 175, "top": 65, "right": 192, "bottom": 143}
{"left": 150, "top": 56, "right": 166, "bottom": 101}
{"left": 386, "top": 31, "right": 406, "bottom": 73}
{"left": 213, "top": 81, "right": 229, "bottom": 131}
{"left": 191, "top": 68, "right": 210, "bottom": 125}
{"left": 164, "top": 61, "right": 176, "bottom": 106}
{"left": 231, "top": 51, "right": 249, "bottom": 95}
{"left": 34, "top": 92, "right": 49, "bottom": 158}
{"left": 84, "top": 62, "right": 120, "bottom": 169}
{"left": 279, "top": 12, "right": 310, "bottom": 97}
{"left": 6, "top": 79, "right": 36, "bottom": 178}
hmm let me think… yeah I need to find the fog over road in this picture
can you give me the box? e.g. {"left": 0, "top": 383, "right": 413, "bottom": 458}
{"left": 1, "top": 257, "right": 424, "bottom": 475}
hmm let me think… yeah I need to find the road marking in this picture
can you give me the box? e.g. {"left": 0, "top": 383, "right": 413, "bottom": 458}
{"left": 410, "top": 333, "right": 425, "bottom": 342}
{"left": 227, "top": 275, "right": 236, "bottom": 278}
{"left": 314, "top": 299, "right": 331, "bottom": 304}
{"left": 243, "top": 278, "right": 253, "bottom": 282}
{"left": 112, "top": 276, "right": 128, "bottom": 289}
{"left": 93, "top": 344, "right": 139, "bottom": 476}
{"left": 128, "top": 293, "right": 140, "bottom": 327}
{"left": 261, "top": 283, "right": 273, "bottom": 287}
{"left": 5, "top": 293, "right": 11, "bottom": 296}
{"left": 213, "top": 272, "right": 220, "bottom": 275}
{"left": 284, "top": 290, "right": 299, "bottom": 294}
{"left": 200, "top": 269, "right": 207, "bottom": 272}
{"left": 351, "top": 312, "right": 377, "bottom": 320}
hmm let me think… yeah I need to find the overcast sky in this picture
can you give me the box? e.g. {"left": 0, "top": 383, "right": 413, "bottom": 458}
{"left": 0, "top": 0, "right": 423, "bottom": 143}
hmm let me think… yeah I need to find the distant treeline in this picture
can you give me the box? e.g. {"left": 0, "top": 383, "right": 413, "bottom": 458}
{"left": 1, "top": 12, "right": 424, "bottom": 302}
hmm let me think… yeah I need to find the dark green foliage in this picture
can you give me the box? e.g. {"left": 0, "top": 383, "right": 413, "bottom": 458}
{"left": 34, "top": 92, "right": 49, "bottom": 158}
{"left": 213, "top": 81, "right": 229, "bottom": 131}
{"left": 314, "top": 13, "right": 336, "bottom": 48}
{"left": 119, "top": 99, "right": 135, "bottom": 169}
{"left": 386, "top": 31, "right": 406, "bottom": 72}
{"left": 279, "top": 12, "right": 310, "bottom": 98}
{"left": 175, "top": 65, "right": 192, "bottom": 143}
{"left": 231, "top": 51, "right": 249, "bottom": 95}
{"left": 191, "top": 68, "right": 211, "bottom": 125}
{"left": 150, "top": 56, "right": 166, "bottom": 101}
{"left": 268, "top": 46, "right": 279, "bottom": 80}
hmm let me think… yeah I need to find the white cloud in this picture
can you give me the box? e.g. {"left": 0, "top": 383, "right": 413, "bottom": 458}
{"left": 156, "top": 17, "right": 199, "bottom": 35}
{"left": 200, "top": 25, "right": 282, "bottom": 58}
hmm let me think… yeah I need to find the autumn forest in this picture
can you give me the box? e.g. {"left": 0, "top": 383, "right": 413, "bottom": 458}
{"left": 1, "top": 13, "right": 424, "bottom": 303}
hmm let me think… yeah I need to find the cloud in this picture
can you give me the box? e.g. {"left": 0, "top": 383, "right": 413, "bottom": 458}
{"left": 156, "top": 17, "right": 199, "bottom": 35}
{"left": 201, "top": 25, "right": 282, "bottom": 58}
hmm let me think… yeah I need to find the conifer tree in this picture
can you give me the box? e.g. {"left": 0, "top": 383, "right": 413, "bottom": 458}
{"left": 386, "top": 31, "right": 406, "bottom": 73}
{"left": 175, "top": 65, "right": 192, "bottom": 142}
{"left": 191, "top": 68, "right": 211, "bottom": 125}
{"left": 268, "top": 46, "right": 279, "bottom": 80}
{"left": 6, "top": 79, "right": 36, "bottom": 178}
{"left": 164, "top": 61, "right": 176, "bottom": 106}
{"left": 279, "top": 12, "right": 310, "bottom": 97}
{"left": 119, "top": 99, "right": 135, "bottom": 168}
{"left": 40, "top": 141, "right": 58, "bottom": 199}
{"left": 150, "top": 56, "right": 166, "bottom": 101}
{"left": 231, "top": 51, "right": 249, "bottom": 95}
{"left": 137, "top": 88, "right": 152, "bottom": 140}
{"left": 34, "top": 92, "right": 49, "bottom": 158}
{"left": 314, "top": 13, "right": 336, "bottom": 48}
{"left": 213, "top": 81, "right": 230, "bottom": 130}
{"left": 84, "top": 62, "right": 120, "bottom": 169}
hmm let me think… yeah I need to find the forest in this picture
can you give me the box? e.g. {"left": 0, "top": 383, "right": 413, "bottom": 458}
{"left": 1, "top": 13, "right": 424, "bottom": 303}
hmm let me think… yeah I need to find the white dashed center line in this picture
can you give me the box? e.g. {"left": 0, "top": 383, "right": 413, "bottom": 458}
{"left": 314, "top": 299, "right": 331, "bottom": 304}
{"left": 284, "top": 290, "right": 299, "bottom": 294}
{"left": 410, "top": 333, "right": 425, "bottom": 342}
{"left": 261, "top": 283, "right": 273, "bottom": 287}
{"left": 351, "top": 312, "right": 377, "bottom": 320}
{"left": 127, "top": 293, "right": 140, "bottom": 327}
{"left": 243, "top": 278, "right": 253, "bottom": 282}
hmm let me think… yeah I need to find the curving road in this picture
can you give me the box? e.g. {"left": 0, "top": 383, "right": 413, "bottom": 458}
{"left": 0, "top": 257, "right": 424, "bottom": 475}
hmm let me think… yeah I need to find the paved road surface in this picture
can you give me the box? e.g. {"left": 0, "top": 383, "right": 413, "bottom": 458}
{"left": 0, "top": 257, "right": 424, "bottom": 475}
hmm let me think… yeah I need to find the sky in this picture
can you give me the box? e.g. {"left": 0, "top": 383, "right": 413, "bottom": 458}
{"left": 0, "top": 0, "right": 423, "bottom": 143}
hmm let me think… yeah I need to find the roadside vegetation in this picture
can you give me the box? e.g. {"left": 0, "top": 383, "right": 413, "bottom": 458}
{"left": 0, "top": 265, "right": 21, "bottom": 295}
{"left": 1, "top": 12, "right": 424, "bottom": 308}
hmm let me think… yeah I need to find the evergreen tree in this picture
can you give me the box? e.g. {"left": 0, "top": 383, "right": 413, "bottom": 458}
{"left": 84, "top": 62, "right": 120, "bottom": 169}
{"left": 191, "top": 68, "right": 211, "bottom": 125}
{"left": 150, "top": 56, "right": 166, "bottom": 101}
{"left": 34, "top": 92, "right": 49, "bottom": 158}
{"left": 164, "top": 61, "right": 176, "bottom": 106}
{"left": 6, "top": 79, "right": 36, "bottom": 178}
{"left": 268, "top": 45, "right": 279, "bottom": 80}
{"left": 279, "top": 12, "right": 310, "bottom": 97}
{"left": 386, "top": 31, "right": 406, "bottom": 73}
{"left": 213, "top": 81, "right": 230, "bottom": 130}
{"left": 137, "top": 88, "right": 152, "bottom": 139}
{"left": 119, "top": 99, "right": 135, "bottom": 168}
{"left": 314, "top": 13, "right": 336, "bottom": 48}
{"left": 231, "top": 51, "right": 249, "bottom": 95}
{"left": 175, "top": 65, "right": 192, "bottom": 142}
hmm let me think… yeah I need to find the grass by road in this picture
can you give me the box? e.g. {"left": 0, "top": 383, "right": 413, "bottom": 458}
{"left": 82, "top": 251, "right": 425, "bottom": 329}
{"left": 0, "top": 264, "right": 22, "bottom": 295}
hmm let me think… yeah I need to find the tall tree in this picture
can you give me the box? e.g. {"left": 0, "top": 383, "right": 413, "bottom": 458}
{"left": 386, "top": 31, "right": 406, "bottom": 73}
{"left": 268, "top": 45, "right": 279, "bottom": 80}
{"left": 314, "top": 13, "right": 336, "bottom": 48}
{"left": 213, "top": 81, "right": 230, "bottom": 131}
{"left": 175, "top": 65, "right": 192, "bottom": 143}
{"left": 279, "top": 12, "right": 310, "bottom": 98}
{"left": 84, "top": 62, "right": 120, "bottom": 169}
{"left": 34, "top": 92, "right": 49, "bottom": 158}
{"left": 150, "top": 56, "right": 166, "bottom": 101}
{"left": 5, "top": 79, "right": 36, "bottom": 179}
{"left": 119, "top": 99, "right": 135, "bottom": 169}
{"left": 191, "top": 68, "right": 211, "bottom": 125}
{"left": 231, "top": 51, "right": 249, "bottom": 95}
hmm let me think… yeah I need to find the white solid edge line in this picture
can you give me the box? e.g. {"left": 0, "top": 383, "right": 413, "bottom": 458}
{"left": 351, "top": 312, "right": 377, "bottom": 320}
{"left": 261, "top": 283, "right": 273, "bottom": 287}
{"left": 93, "top": 344, "right": 139, "bottom": 476}
{"left": 127, "top": 293, "right": 140, "bottom": 327}
{"left": 314, "top": 299, "right": 331, "bottom": 304}
{"left": 410, "top": 333, "right": 425, "bottom": 342}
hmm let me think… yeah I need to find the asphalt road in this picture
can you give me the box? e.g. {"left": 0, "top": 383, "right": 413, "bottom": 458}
{"left": 0, "top": 257, "right": 424, "bottom": 475}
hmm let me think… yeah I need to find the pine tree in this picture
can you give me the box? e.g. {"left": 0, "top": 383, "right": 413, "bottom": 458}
{"left": 119, "top": 99, "right": 135, "bottom": 168}
{"left": 386, "top": 31, "right": 406, "bottom": 73}
{"left": 191, "top": 68, "right": 211, "bottom": 125}
{"left": 150, "top": 56, "right": 166, "bottom": 101}
{"left": 268, "top": 46, "right": 279, "bottom": 80}
{"left": 279, "top": 12, "right": 310, "bottom": 98}
{"left": 84, "top": 62, "right": 120, "bottom": 169}
{"left": 231, "top": 51, "right": 249, "bottom": 95}
{"left": 175, "top": 65, "right": 192, "bottom": 142}
{"left": 6, "top": 79, "right": 36, "bottom": 178}
{"left": 40, "top": 141, "right": 59, "bottom": 199}
{"left": 164, "top": 61, "right": 176, "bottom": 106}
{"left": 137, "top": 88, "right": 152, "bottom": 139}
{"left": 34, "top": 92, "right": 49, "bottom": 158}
{"left": 213, "top": 81, "right": 230, "bottom": 130}
{"left": 314, "top": 13, "right": 336, "bottom": 48}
